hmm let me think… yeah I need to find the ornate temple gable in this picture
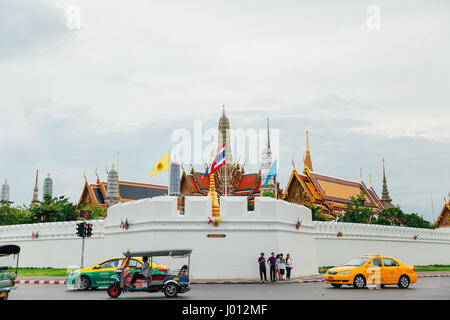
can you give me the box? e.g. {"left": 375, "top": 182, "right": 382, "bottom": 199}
{"left": 79, "top": 182, "right": 106, "bottom": 207}
{"left": 180, "top": 169, "right": 195, "bottom": 196}
{"left": 282, "top": 169, "right": 312, "bottom": 204}
{"left": 437, "top": 201, "right": 450, "bottom": 228}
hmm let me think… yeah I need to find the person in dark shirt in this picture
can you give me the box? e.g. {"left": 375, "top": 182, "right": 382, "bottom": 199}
{"left": 258, "top": 253, "right": 267, "bottom": 282}
{"left": 267, "top": 252, "right": 277, "bottom": 283}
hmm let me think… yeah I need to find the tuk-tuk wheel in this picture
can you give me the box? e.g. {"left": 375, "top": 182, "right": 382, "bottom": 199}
{"left": 164, "top": 283, "right": 179, "bottom": 298}
{"left": 107, "top": 283, "right": 122, "bottom": 298}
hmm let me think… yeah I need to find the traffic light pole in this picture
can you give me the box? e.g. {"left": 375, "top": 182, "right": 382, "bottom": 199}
{"left": 80, "top": 219, "right": 86, "bottom": 268}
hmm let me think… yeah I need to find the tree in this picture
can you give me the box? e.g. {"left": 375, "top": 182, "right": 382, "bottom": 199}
{"left": 404, "top": 212, "right": 434, "bottom": 229}
{"left": 306, "top": 204, "right": 330, "bottom": 221}
{"left": 262, "top": 190, "right": 275, "bottom": 198}
{"left": 0, "top": 201, "right": 33, "bottom": 226}
{"left": 29, "top": 194, "right": 79, "bottom": 223}
{"left": 78, "top": 202, "right": 107, "bottom": 220}
{"left": 341, "top": 188, "right": 374, "bottom": 224}
{"left": 371, "top": 206, "right": 434, "bottom": 229}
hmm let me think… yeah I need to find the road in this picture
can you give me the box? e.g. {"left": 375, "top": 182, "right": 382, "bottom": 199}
{"left": 8, "top": 277, "right": 450, "bottom": 300}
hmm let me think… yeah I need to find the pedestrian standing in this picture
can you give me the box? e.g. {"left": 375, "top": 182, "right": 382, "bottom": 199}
{"left": 258, "top": 252, "right": 267, "bottom": 282}
{"left": 279, "top": 254, "right": 286, "bottom": 280}
{"left": 285, "top": 254, "right": 293, "bottom": 280}
{"left": 267, "top": 252, "right": 277, "bottom": 283}
{"left": 275, "top": 254, "right": 281, "bottom": 281}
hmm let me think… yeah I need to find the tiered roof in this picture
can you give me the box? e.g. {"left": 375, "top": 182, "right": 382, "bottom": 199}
{"left": 79, "top": 179, "right": 167, "bottom": 207}
{"left": 180, "top": 164, "right": 261, "bottom": 200}
{"left": 437, "top": 200, "right": 450, "bottom": 228}
{"left": 283, "top": 165, "right": 384, "bottom": 217}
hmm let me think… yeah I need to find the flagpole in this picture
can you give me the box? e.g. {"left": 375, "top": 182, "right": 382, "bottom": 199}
{"left": 225, "top": 157, "right": 227, "bottom": 196}
{"left": 168, "top": 151, "right": 170, "bottom": 196}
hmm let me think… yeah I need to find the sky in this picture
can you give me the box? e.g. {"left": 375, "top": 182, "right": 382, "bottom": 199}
{"left": 0, "top": 0, "right": 449, "bottom": 222}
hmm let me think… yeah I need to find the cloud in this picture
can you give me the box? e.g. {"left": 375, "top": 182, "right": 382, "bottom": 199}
{"left": 0, "top": 0, "right": 69, "bottom": 60}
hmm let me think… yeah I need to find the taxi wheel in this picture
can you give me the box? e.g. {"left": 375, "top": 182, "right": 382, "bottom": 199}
{"left": 107, "top": 283, "right": 122, "bottom": 298}
{"left": 398, "top": 275, "right": 410, "bottom": 289}
{"left": 353, "top": 275, "right": 366, "bottom": 289}
{"left": 79, "top": 275, "right": 91, "bottom": 290}
{"left": 164, "top": 283, "right": 179, "bottom": 298}
{"left": 331, "top": 284, "right": 342, "bottom": 288}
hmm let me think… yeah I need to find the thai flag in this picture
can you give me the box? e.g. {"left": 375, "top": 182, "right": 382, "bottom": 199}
{"left": 204, "top": 144, "right": 226, "bottom": 177}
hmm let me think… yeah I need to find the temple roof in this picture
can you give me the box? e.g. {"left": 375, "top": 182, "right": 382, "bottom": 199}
{"left": 80, "top": 180, "right": 167, "bottom": 207}
{"left": 309, "top": 172, "right": 380, "bottom": 207}
{"left": 437, "top": 200, "right": 450, "bottom": 227}
{"left": 182, "top": 168, "right": 261, "bottom": 198}
{"left": 283, "top": 167, "right": 384, "bottom": 212}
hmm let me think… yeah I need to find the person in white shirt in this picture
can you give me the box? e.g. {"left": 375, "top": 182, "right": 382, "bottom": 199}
{"left": 278, "top": 254, "right": 286, "bottom": 280}
{"left": 285, "top": 254, "right": 293, "bottom": 280}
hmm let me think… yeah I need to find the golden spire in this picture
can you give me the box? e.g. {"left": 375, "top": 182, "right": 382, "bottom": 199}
{"left": 207, "top": 174, "right": 220, "bottom": 217}
{"left": 304, "top": 131, "right": 313, "bottom": 171}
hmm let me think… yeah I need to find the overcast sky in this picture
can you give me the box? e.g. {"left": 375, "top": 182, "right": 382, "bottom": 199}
{"left": 0, "top": 0, "right": 449, "bottom": 222}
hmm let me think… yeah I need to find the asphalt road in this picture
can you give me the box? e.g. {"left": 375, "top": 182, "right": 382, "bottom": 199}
{"left": 8, "top": 277, "right": 450, "bottom": 300}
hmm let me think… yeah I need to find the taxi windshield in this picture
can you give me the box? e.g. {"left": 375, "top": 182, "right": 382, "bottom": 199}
{"left": 342, "top": 257, "right": 371, "bottom": 266}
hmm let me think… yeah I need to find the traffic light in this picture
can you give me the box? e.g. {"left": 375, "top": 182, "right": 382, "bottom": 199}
{"left": 79, "top": 210, "right": 90, "bottom": 219}
{"left": 85, "top": 223, "right": 93, "bottom": 238}
{"left": 76, "top": 222, "right": 85, "bottom": 237}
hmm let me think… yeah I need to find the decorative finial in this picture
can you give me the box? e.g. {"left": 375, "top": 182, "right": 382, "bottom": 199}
{"left": 304, "top": 131, "right": 313, "bottom": 171}
{"left": 222, "top": 104, "right": 225, "bottom": 114}
{"left": 47, "top": 172, "right": 51, "bottom": 178}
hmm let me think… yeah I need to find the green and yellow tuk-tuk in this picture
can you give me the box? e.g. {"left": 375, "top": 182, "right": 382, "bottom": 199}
{"left": 0, "top": 245, "right": 20, "bottom": 300}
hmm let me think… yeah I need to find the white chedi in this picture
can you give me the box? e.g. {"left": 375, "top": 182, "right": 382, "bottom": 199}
{"left": 1, "top": 179, "right": 10, "bottom": 201}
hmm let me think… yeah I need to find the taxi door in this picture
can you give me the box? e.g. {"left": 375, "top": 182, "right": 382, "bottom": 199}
{"left": 381, "top": 258, "right": 401, "bottom": 284}
{"left": 96, "top": 259, "right": 123, "bottom": 285}
{"left": 365, "top": 258, "right": 383, "bottom": 285}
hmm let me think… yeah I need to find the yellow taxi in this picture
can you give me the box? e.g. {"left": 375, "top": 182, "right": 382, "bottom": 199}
{"left": 324, "top": 254, "right": 418, "bottom": 289}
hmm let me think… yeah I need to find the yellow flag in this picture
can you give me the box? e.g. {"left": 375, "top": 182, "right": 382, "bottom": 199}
{"left": 150, "top": 152, "right": 170, "bottom": 177}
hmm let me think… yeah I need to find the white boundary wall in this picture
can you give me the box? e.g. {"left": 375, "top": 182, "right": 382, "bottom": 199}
{"left": 0, "top": 220, "right": 104, "bottom": 268}
{"left": 1, "top": 198, "right": 450, "bottom": 277}
{"left": 103, "top": 196, "right": 318, "bottom": 280}
{"left": 314, "top": 221, "right": 450, "bottom": 266}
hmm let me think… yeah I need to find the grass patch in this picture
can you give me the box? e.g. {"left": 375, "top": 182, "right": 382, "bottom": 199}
{"left": 6, "top": 268, "right": 70, "bottom": 277}
{"left": 319, "top": 266, "right": 334, "bottom": 274}
{"left": 413, "top": 265, "right": 450, "bottom": 272}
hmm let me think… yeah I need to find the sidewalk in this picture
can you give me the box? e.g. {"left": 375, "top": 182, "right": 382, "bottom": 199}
{"left": 14, "top": 271, "right": 450, "bottom": 285}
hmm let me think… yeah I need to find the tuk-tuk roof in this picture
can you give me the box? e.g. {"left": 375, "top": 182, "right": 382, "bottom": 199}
{"left": 0, "top": 245, "right": 20, "bottom": 257}
{"left": 123, "top": 249, "right": 192, "bottom": 258}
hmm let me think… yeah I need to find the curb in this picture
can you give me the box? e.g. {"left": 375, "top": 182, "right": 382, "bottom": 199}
{"left": 15, "top": 280, "right": 66, "bottom": 285}
{"left": 14, "top": 273, "right": 450, "bottom": 285}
